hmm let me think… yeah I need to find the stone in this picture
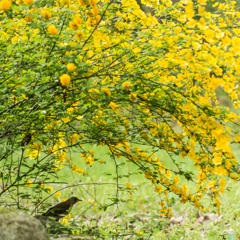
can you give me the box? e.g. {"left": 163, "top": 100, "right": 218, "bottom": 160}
{"left": 0, "top": 210, "right": 49, "bottom": 240}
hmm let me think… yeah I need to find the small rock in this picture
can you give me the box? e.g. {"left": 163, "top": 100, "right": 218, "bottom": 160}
{"left": 0, "top": 210, "right": 49, "bottom": 240}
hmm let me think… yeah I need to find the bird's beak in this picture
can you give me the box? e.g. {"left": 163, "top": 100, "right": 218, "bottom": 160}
{"left": 77, "top": 199, "right": 82, "bottom": 202}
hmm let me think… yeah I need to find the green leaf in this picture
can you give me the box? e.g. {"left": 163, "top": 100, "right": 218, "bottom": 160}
{"left": 228, "top": 233, "right": 235, "bottom": 240}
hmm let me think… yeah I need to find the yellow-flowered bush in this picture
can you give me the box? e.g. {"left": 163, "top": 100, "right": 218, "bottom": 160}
{"left": 2, "top": 0, "right": 240, "bottom": 218}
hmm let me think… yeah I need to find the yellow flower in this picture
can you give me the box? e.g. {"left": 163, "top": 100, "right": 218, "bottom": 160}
{"left": 77, "top": 168, "right": 84, "bottom": 175}
{"left": 41, "top": 10, "right": 52, "bottom": 20}
{"left": 185, "top": 1, "right": 194, "bottom": 19}
{"left": 215, "top": 166, "right": 228, "bottom": 176}
{"left": 70, "top": 21, "right": 79, "bottom": 30}
{"left": 62, "top": 116, "right": 71, "bottom": 123}
{"left": 76, "top": 115, "right": 83, "bottom": 120}
{"left": 79, "top": 0, "right": 87, "bottom": 6}
{"left": 67, "top": 63, "right": 76, "bottom": 71}
{"left": 55, "top": 191, "right": 61, "bottom": 197}
{"left": 61, "top": 0, "right": 70, "bottom": 5}
{"left": 48, "top": 25, "right": 58, "bottom": 35}
{"left": 26, "top": 180, "right": 32, "bottom": 187}
{"left": 88, "top": 88, "right": 99, "bottom": 99}
{"left": 88, "top": 199, "right": 94, "bottom": 203}
{"left": 61, "top": 218, "right": 68, "bottom": 225}
{"left": 24, "top": 15, "right": 33, "bottom": 22}
{"left": 75, "top": 32, "right": 84, "bottom": 41}
{"left": 79, "top": 133, "right": 86, "bottom": 138}
{"left": 129, "top": 93, "right": 137, "bottom": 101}
{"left": 219, "top": 177, "right": 226, "bottom": 194}
{"left": 212, "top": 152, "right": 222, "bottom": 165}
{"left": 165, "top": 170, "right": 172, "bottom": 178}
{"left": 109, "top": 102, "right": 119, "bottom": 113}
{"left": 101, "top": 87, "right": 111, "bottom": 97}
{"left": 174, "top": 27, "right": 182, "bottom": 34}
{"left": 182, "top": 184, "right": 189, "bottom": 192}
{"left": 154, "top": 185, "right": 163, "bottom": 193}
{"left": 219, "top": 177, "right": 226, "bottom": 187}
{"left": 93, "top": 6, "right": 98, "bottom": 16}
{"left": 31, "top": 143, "right": 42, "bottom": 150}
{"left": 109, "top": 101, "right": 117, "bottom": 109}
{"left": 23, "top": 0, "right": 33, "bottom": 5}
{"left": 0, "top": 0, "right": 11, "bottom": 11}
{"left": 198, "top": 6, "right": 205, "bottom": 15}
{"left": 41, "top": 184, "right": 45, "bottom": 189}
{"left": 89, "top": 150, "right": 94, "bottom": 155}
{"left": 62, "top": 198, "right": 67, "bottom": 202}
{"left": 72, "top": 163, "right": 78, "bottom": 172}
{"left": 125, "top": 183, "right": 132, "bottom": 189}
{"left": 96, "top": 15, "right": 101, "bottom": 24}
{"left": 67, "top": 107, "right": 74, "bottom": 113}
{"left": 69, "top": 133, "right": 79, "bottom": 144}
{"left": 198, "top": 0, "right": 207, "bottom": 5}
{"left": 160, "top": 202, "right": 165, "bottom": 207}
{"left": 173, "top": 176, "right": 180, "bottom": 185}
{"left": 99, "top": 159, "right": 103, "bottom": 164}
{"left": 194, "top": 200, "right": 201, "bottom": 209}
{"left": 122, "top": 81, "right": 132, "bottom": 90}
{"left": 144, "top": 171, "right": 152, "bottom": 179}
{"left": 47, "top": 186, "right": 53, "bottom": 191}
{"left": 74, "top": 16, "right": 82, "bottom": 25}
{"left": 233, "top": 135, "right": 240, "bottom": 142}
{"left": 60, "top": 74, "right": 71, "bottom": 85}
{"left": 207, "top": 180, "right": 216, "bottom": 189}
{"left": 90, "top": 0, "right": 96, "bottom": 7}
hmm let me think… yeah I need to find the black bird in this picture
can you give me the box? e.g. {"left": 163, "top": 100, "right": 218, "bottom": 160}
{"left": 42, "top": 196, "right": 82, "bottom": 221}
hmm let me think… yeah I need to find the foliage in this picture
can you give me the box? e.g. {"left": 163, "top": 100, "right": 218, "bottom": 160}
{"left": 49, "top": 171, "right": 240, "bottom": 239}
{"left": 1, "top": 0, "right": 240, "bottom": 221}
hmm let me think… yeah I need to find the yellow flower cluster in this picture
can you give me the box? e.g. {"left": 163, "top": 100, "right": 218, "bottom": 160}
{"left": 154, "top": 185, "right": 162, "bottom": 194}
{"left": 122, "top": 81, "right": 132, "bottom": 91}
{"left": 129, "top": 93, "right": 137, "bottom": 101}
{"left": 26, "top": 180, "right": 32, "bottom": 187}
{"left": 81, "top": 152, "right": 95, "bottom": 166}
{"left": 69, "top": 133, "right": 79, "bottom": 144}
{"left": 109, "top": 102, "right": 119, "bottom": 113}
{"left": 0, "top": 0, "right": 11, "bottom": 11}
{"left": 70, "top": 16, "right": 82, "bottom": 30}
{"left": 67, "top": 63, "right": 76, "bottom": 71}
{"left": 60, "top": 74, "right": 71, "bottom": 85}
{"left": 48, "top": 25, "right": 58, "bottom": 35}
{"left": 75, "top": 32, "right": 84, "bottom": 41}
{"left": 55, "top": 191, "right": 61, "bottom": 197}
{"left": 62, "top": 116, "right": 71, "bottom": 123}
{"left": 23, "top": 0, "right": 33, "bottom": 5}
{"left": 72, "top": 164, "right": 84, "bottom": 174}
{"left": 101, "top": 87, "right": 111, "bottom": 97}
{"left": 41, "top": 10, "right": 52, "bottom": 19}
{"left": 24, "top": 15, "right": 33, "bottom": 23}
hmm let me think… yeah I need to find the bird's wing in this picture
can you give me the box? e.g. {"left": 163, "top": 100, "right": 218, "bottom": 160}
{"left": 45, "top": 207, "right": 63, "bottom": 216}
{"left": 42, "top": 201, "right": 71, "bottom": 217}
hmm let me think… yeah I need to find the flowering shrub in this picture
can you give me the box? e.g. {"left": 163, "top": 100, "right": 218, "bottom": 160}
{"left": 1, "top": 0, "right": 240, "bottom": 216}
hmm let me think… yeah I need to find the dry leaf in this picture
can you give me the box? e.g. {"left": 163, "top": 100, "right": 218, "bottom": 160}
{"left": 195, "top": 212, "right": 221, "bottom": 224}
{"left": 170, "top": 216, "right": 185, "bottom": 225}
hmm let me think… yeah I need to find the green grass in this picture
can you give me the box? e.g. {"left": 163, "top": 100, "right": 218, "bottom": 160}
{"left": 34, "top": 143, "right": 240, "bottom": 239}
